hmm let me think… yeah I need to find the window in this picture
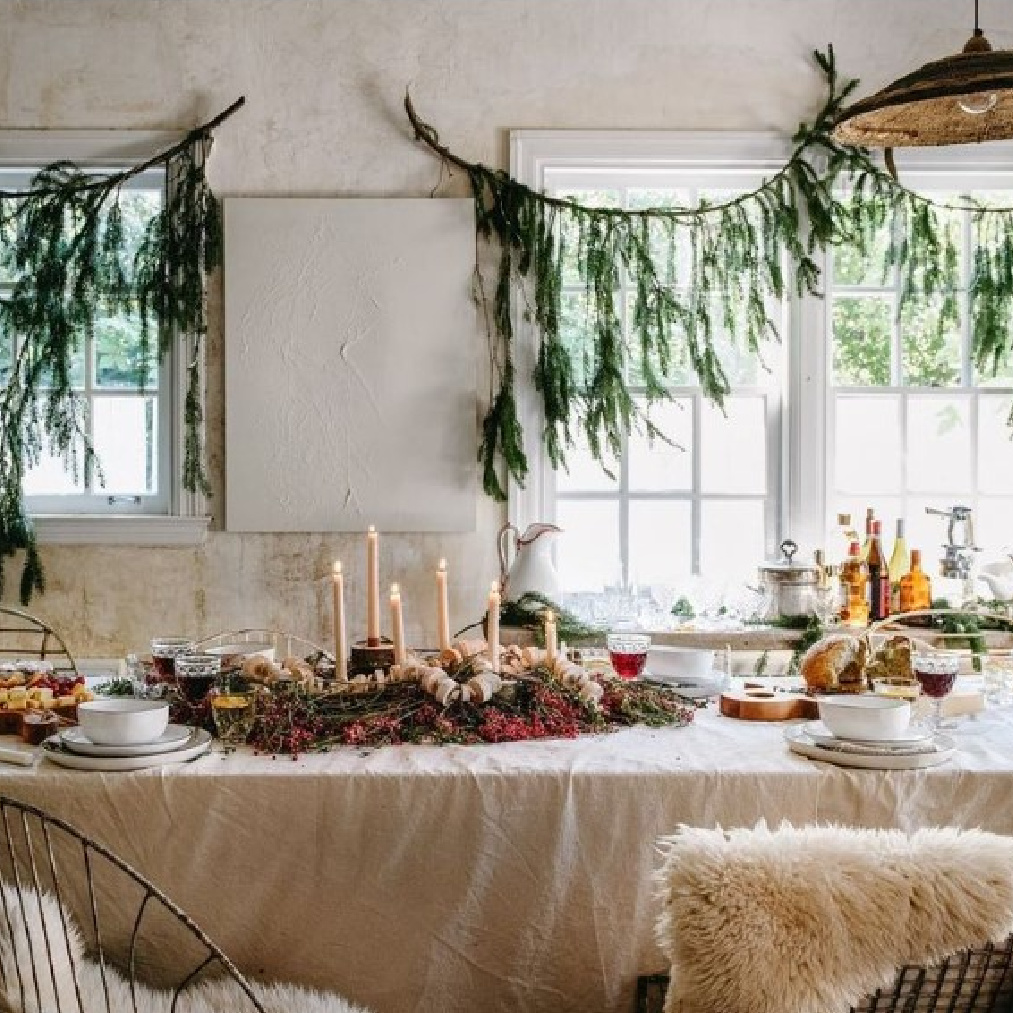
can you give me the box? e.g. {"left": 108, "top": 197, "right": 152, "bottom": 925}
{"left": 511, "top": 133, "right": 1013, "bottom": 595}
{"left": 0, "top": 130, "right": 209, "bottom": 545}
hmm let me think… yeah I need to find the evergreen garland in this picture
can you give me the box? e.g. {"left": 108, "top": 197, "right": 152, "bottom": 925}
{"left": 0, "top": 98, "right": 244, "bottom": 603}
{"left": 406, "top": 47, "right": 1013, "bottom": 503}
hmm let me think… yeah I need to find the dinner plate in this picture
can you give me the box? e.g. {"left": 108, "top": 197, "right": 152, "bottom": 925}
{"left": 41, "top": 729, "right": 212, "bottom": 771}
{"left": 642, "top": 671, "right": 727, "bottom": 698}
{"left": 801, "top": 720, "right": 933, "bottom": 748}
{"left": 59, "top": 724, "right": 192, "bottom": 757}
{"left": 785, "top": 725, "right": 954, "bottom": 770}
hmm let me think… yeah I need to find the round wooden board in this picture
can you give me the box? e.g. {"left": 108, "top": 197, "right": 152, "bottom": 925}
{"left": 719, "top": 688, "right": 820, "bottom": 722}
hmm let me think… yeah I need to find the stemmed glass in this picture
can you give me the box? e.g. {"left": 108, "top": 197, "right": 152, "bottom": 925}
{"left": 912, "top": 651, "right": 960, "bottom": 733}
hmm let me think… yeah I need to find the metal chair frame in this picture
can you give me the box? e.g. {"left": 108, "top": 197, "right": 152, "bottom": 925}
{"left": 0, "top": 606, "right": 78, "bottom": 677}
{"left": 0, "top": 795, "right": 266, "bottom": 1013}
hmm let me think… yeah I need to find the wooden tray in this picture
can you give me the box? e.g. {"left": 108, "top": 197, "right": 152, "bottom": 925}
{"left": 719, "top": 686, "right": 819, "bottom": 722}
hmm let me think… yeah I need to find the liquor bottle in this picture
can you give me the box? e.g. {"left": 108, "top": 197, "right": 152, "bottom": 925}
{"left": 860, "top": 507, "right": 875, "bottom": 563}
{"left": 899, "top": 548, "right": 932, "bottom": 614}
{"left": 867, "top": 520, "right": 890, "bottom": 621}
{"left": 836, "top": 512, "right": 858, "bottom": 565}
{"left": 839, "top": 541, "right": 868, "bottom": 626}
{"left": 887, "top": 519, "right": 911, "bottom": 614}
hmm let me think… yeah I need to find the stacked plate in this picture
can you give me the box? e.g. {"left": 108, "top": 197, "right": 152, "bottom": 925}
{"left": 785, "top": 720, "right": 954, "bottom": 769}
{"left": 42, "top": 725, "right": 212, "bottom": 771}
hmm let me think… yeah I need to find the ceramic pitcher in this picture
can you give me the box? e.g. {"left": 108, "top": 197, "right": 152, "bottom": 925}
{"left": 498, "top": 522, "right": 563, "bottom": 602}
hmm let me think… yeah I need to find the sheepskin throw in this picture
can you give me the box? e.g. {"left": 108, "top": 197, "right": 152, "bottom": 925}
{"left": 0, "top": 885, "right": 371, "bottom": 1013}
{"left": 655, "top": 823, "right": 1013, "bottom": 1013}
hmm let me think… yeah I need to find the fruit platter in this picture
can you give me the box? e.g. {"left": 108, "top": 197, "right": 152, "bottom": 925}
{"left": 0, "top": 661, "right": 94, "bottom": 736}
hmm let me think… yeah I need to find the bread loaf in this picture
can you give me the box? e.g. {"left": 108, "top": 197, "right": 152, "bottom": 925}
{"left": 800, "top": 634, "right": 868, "bottom": 693}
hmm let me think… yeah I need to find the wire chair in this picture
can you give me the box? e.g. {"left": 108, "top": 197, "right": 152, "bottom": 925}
{"left": 0, "top": 795, "right": 266, "bottom": 1012}
{"left": 0, "top": 606, "right": 78, "bottom": 677}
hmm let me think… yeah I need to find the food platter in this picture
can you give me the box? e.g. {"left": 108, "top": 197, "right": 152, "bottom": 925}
{"left": 785, "top": 725, "right": 954, "bottom": 770}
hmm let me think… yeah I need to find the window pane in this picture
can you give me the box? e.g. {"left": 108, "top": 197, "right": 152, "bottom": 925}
{"left": 834, "top": 395, "right": 902, "bottom": 494}
{"left": 903, "top": 499, "right": 944, "bottom": 567}
{"left": 556, "top": 499, "right": 620, "bottom": 592}
{"left": 907, "top": 395, "right": 972, "bottom": 494}
{"left": 978, "top": 395, "right": 1013, "bottom": 494}
{"left": 556, "top": 189, "right": 623, "bottom": 286}
{"left": 700, "top": 396, "right": 766, "bottom": 494}
{"left": 92, "top": 396, "right": 157, "bottom": 495}
{"left": 36, "top": 344, "right": 86, "bottom": 389}
{"left": 629, "top": 500, "right": 692, "bottom": 587}
{"left": 0, "top": 332, "right": 10, "bottom": 386}
{"left": 901, "top": 294, "right": 961, "bottom": 387}
{"left": 626, "top": 292, "right": 694, "bottom": 386}
{"left": 833, "top": 296, "right": 892, "bottom": 386}
{"left": 94, "top": 312, "right": 158, "bottom": 389}
{"left": 555, "top": 429, "right": 619, "bottom": 493}
{"left": 977, "top": 497, "right": 1013, "bottom": 553}
{"left": 832, "top": 219, "right": 891, "bottom": 287}
{"left": 628, "top": 398, "right": 692, "bottom": 492}
{"left": 23, "top": 440, "right": 85, "bottom": 496}
{"left": 560, "top": 291, "right": 593, "bottom": 387}
{"left": 700, "top": 499, "right": 765, "bottom": 584}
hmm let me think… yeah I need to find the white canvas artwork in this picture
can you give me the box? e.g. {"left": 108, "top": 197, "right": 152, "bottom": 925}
{"left": 223, "top": 198, "right": 477, "bottom": 532}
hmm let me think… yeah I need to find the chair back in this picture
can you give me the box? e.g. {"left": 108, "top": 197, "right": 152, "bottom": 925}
{"left": 0, "top": 606, "right": 78, "bottom": 677}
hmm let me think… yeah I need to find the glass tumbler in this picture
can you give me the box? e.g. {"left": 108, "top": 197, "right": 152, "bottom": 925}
{"left": 150, "top": 637, "right": 195, "bottom": 685}
{"left": 175, "top": 653, "right": 222, "bottom": 704}
{"left": 982, "top": 650, "right": 1013, "bottom": 707}
{"left": 912, "top": 651, "right": 960, "bottom": 732}
{"left": 210, "top": 689, "right": 256, "bottom": 750}
{"left": 607, "top": 633, "right": 651, "bottom": 680}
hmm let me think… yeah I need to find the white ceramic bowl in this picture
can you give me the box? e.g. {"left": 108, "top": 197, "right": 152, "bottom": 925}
{"left": 816, "top": 695, "right": 912, "bottom": 742}
{"left": 646, "top": 646, "right": 716, "bottom": 680}
{"left": 77, "top": 699, "right": 170, "bottom": 746}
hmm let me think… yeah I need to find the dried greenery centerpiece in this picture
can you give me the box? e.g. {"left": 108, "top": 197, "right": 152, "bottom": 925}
{"left": 407, "top": 47, "right": 1013, "bottom": 502}
{"left": 0, "top": 98, "right": 245, "bottom": 604}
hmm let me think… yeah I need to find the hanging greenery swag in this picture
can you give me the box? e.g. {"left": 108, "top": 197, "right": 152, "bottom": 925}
{"left": 0, "top": 97, "right": 244, "bottom": 604}
{"left": 406, "top": 47, "right": 1013, "bottom": 503}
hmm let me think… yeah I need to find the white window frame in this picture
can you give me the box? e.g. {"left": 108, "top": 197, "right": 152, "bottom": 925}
{"left": 508, "top": 130, "right": 794, "bottom": 579}
{"left": 0, "top": 130, "right": 210, "bottom": 546}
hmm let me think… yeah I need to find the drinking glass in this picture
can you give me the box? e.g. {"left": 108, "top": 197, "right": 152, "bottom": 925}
{"left": 607, "top": 633, "right": 651, "bottom": 680}
{"left": 210, "top": 689, "right": 256, "bottom": 751}
{"left": 912, "top": 651, "right": 960, "bottom": 732}
{"left": 175, "top": 653, "right": 222, "bottom": 704}
{"left": 982, "top": 650, "right": 1013, "bottom": 707}
{"left": 150, "top": 637, "right": 195, "bottom": 684}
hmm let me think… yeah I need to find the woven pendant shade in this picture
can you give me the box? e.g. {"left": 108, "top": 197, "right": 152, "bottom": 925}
{"left": 834, "top": 29, "right": 1013, "bottom": 147}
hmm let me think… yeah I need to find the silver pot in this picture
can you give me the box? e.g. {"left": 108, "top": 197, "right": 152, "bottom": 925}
{"left": 758, "top": 539, "right": 820, "bottom": 619}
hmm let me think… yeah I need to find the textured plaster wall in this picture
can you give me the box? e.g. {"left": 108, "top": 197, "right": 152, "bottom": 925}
{"left": 1, "top": 0, "right": 1009, "bottom": 657}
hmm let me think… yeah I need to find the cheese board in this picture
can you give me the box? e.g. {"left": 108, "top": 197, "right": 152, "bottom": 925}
{"left": 719, "top": 686, "right": 820, "bottom": 722}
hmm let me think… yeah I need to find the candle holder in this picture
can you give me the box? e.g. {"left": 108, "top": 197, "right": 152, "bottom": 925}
{"left": 349, "top": 638, "right": 396, "bottom": 676}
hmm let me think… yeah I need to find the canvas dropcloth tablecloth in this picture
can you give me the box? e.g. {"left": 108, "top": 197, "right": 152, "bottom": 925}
{"left": 1, "top": 705, "right": 1012, "bottom": 1013}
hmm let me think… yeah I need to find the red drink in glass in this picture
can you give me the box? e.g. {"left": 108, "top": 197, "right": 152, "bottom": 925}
{"left": 914, "top": 667, "right": 957, "bottom": 699}
{"left": 607, "top": 634, "right": 650, "bottom": 681}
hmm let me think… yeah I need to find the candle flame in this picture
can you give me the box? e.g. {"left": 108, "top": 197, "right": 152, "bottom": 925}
{"left": 333, "top": 561, "right": 342, "bottom": 576}
{"left": 391, "top": 582, "right": 400, "bottom": 595}
{"left": 368, "top": 524, "right": 377, "bottom": 534}
{"left": 438, "top": 558, "right": 447, "bottom": 571}
{"left": 490, "top": 580, "right": 500, "bottom": 593}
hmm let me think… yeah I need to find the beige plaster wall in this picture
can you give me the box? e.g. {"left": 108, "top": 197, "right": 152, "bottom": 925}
{"left": 0, "top": 0, "right": 1007, "bottom": 657}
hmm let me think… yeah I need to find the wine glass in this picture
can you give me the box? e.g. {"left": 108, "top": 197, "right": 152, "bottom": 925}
{"left": 912, "top": 651, "right": 960, "bottom": 733}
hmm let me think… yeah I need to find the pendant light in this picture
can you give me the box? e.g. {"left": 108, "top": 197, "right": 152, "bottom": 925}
{"left": 833, "top": 0, "right": 1013, "bottom": 150}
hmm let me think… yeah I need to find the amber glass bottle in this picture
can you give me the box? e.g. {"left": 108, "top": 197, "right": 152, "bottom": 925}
{"left": 899, "top": 548, "right": 932, "bottom": 614}
{"left": 867, "top": 520, "right": 890, "bottom": 621}
{"left": 840, "top": 541, "right": 868, "bottom": 626}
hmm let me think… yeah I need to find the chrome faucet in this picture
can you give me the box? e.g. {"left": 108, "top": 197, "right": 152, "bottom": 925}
{"left": 925, "top": 505, "right": 981, "bottom": 595}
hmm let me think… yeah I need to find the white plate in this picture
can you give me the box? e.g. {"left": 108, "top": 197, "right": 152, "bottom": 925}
{"left": 801, "top": 720, "right": 933, "bottom": 748}
{"left": 41, "top": 729, "right": 212, "bottom": 771}
{"left": 642, "top": 671, "right": 727, "bottom": 698}
{"left": 59, "top": 724, "right": 192, "bottom": 757}
{"left": 785, "top": 726, "right": 954, "bottom": 770}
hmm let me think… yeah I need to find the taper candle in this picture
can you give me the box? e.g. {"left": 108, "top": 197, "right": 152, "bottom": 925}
{"left": 488, "top": 581, "right": 501, "bottom": 674}
{"left": 436, "top": 558, "right": 451, "bottom": 653}
{"left": 332, "top": 561, "right": 348, "bottom": 681}
{"left": 544, "top": 610, "right": 558, "bottom": 662}
{"left": 366, "top": 526, "right": 380, "bottom": 645}
{"left": 390, "top": 582, "right": 406, "bottom": 666}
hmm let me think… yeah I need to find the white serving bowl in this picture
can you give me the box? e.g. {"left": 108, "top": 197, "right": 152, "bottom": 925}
{"left": 646, "top": 645, "right": 716, "bottom": 680}
{"left": 77, "top": 699, "right": 170, "bottom": 746}
{"left": 204, "top": 643, "right": 275, "bottom": 665}
{"left": 816, "top": 695, "right": 912, "bottom": 742}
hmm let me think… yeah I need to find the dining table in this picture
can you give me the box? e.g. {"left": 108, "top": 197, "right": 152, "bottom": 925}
{"left": 1, "top": 688, "right": 1011, "bottom": 1013}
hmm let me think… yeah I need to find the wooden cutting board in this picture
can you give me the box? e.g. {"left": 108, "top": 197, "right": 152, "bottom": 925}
{"left": 719, "top": 686, "right": 820, "bottom": 722}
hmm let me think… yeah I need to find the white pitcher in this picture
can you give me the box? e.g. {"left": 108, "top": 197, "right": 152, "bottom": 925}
{"left": 498, "top": 522, "right": 563, "bottom": 602}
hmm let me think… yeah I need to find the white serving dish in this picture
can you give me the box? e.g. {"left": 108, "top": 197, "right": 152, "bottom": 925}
{"left": 42, "top": 729, "right": 212, "bottom": 771}
{"left": 646, "top": 646, "right": 715, "bottom": 679}
{"left": 785, "top": 725, "right": 953, "bottom": 770}
{"left": 60, "top": 724, "right": 191, "bottom": 757}
{"left": 816, "top": 695, "right": 911, "bottom": 743}
{"left": 76, "top": 699, "right": 170, "bottom": 746}
{"left": 204, "top": 643, "right": 275, "bottom": 664}
{"left": 800, "top": 720, "right": 932, "bottom": 749}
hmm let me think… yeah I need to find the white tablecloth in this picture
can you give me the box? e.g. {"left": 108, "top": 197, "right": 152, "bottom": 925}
{"left": 3, "top": 704, "right": 1013, "bottom": 1013}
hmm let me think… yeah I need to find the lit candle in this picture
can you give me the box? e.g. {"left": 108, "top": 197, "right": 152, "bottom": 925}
{"left": 488, "top": 581, "right": 501, "bottom": 674}
{"left": 436, "top": 558, "right": 451, "bottom": 653}
{"left": 390, "top": 582, "right": 406, "bottom": 666}
{"left": 333, "top": 561, "right": 348, "bottom": 681}
{"left": 544, "top": 610, "right": 558, "bottom": 662}
{"left": 366, "top": 526, "right": 380, "bottom": 646}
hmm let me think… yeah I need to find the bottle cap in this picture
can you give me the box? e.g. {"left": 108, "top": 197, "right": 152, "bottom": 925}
{"left": 911, "top": 548, "right": 921, "bottom": 565}
{"left": 849, "top": 541, "right": 860, "bottom": 556}
{"left": 873, "top": 520, "right": 882, "bottom": 535}
{"left": 896, "top": 518, "right": 905, "bottom": 537}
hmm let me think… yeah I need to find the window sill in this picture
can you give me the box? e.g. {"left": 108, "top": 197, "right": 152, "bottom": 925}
{"left": 32, "top": 515, "right": 210, "bottom": 547}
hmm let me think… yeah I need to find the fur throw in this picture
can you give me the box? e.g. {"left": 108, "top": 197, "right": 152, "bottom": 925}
{"left": 0, "top": 886, "right": 371, "bottom": 1013}
{"left": 655, "top": 823, "right": 1013, "bottom": 1013}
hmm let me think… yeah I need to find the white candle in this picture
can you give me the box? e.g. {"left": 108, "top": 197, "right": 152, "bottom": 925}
{"left": 390, "top": 582, "right": 406, "bottom": 666}
{"left": 332, "top": 561, "right": 348, "bottom": 681}
{"left": 544, "top": 610, "right": 558, "bottom": 662}
{"left": 436, "top": 558, "right": 451, "bottom": 652}
{"left": 488, "top": 581, "right": 501, "bottom": 674}
{"left": 366, "top": 526, "right": 380, "bottom": 645}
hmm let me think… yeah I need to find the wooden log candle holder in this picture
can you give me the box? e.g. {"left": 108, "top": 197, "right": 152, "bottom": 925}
{"left": 349, "top": 639, "right": 396, "bottom": 676}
